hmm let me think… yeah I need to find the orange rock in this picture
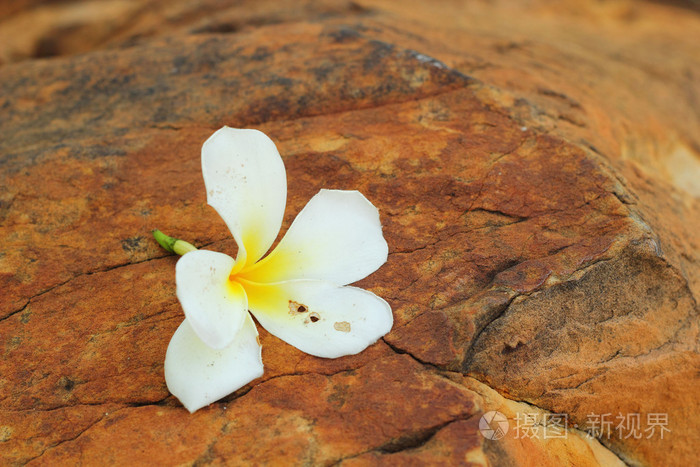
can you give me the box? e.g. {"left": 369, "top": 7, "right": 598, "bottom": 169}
{"left": 1, "top": 0, "right": 698, "bottom": 465}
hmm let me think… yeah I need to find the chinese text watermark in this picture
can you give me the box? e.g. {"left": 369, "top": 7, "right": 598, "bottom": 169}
{"left": 478, "top": 412, "right": 671, "bottom": 440}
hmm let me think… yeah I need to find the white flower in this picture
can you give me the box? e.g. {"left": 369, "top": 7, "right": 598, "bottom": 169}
{"left": 163, "top": 127, "right": 393, "bottom": 412}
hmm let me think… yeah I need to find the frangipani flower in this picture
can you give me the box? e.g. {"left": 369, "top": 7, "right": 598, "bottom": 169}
{"left": 159, "top": 127, "right": 393, "bottom": 412}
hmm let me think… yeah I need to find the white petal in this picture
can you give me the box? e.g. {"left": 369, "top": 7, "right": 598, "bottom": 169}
{"left": 176, "top": 250, "right": 247, "bottom": 349}
{"left": 240, "top": 190, "right": 388, "bottom": 285}
{"left": 164, "top": 315, "right": 263, "bottom": 413}
{"left": 202, "top": 127, "right": 287, "bottom": 271}
{"left": 241, "top": 279, "right": 393, "bottom": 358}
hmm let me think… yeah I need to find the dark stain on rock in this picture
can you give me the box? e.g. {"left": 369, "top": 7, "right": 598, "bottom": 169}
{"left": 502, "top": 340, "right": 526, "bottom": 354}
{"left": 103, "top": 411, "right": 128, "bottom": 428}
{"left": 57, "top": 376, "right": 75, "bottom": 391}
{"left": 362, "top": 40, "right": 395, "bottom": 73}
{"left": 84, "top": 145, "right": 127, "bottom": 160}
{"left": 261, "top": 76, "right": 295, "bottom": 89}
{"left": 121, "top": 236, "right": 145, "bottom": 253}
{"left": 250, "top": 46, "right": 271, "bottom": 61}
{"left": 193, "top": 21, "right": 241, "bottom": 35}
{"left": 20, "top": 308, "right": 32, "bottom": 324}
{"left": 537, "top": 87, "right": 582, "bottom": 109}
{"left": 326, "top": 382, "right": 350, "bottom": 408}
{"left": 311, "top": 63, "right": 336, "bottom": 82}
{"left": 327, "top": 27, "right": 361, "bottom": 43}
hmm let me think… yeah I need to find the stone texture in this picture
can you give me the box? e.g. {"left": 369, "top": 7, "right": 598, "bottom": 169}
{"left": 342, "top": 376, "right": 626, "bottom": 467}
{"left": 18, "top": 355, "right": 480, "bottom": 465}
{"left": 1, "top": 0, "right": 699, "bottom": 465}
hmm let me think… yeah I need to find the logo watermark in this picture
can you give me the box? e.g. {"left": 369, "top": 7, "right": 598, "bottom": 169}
{"left": 478, "top": 411, "right": 509, "bottom": 440}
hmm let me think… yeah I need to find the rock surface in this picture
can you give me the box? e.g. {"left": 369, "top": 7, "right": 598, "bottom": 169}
{"left": 1, "top": 0, "right": 699, "bottom": 465}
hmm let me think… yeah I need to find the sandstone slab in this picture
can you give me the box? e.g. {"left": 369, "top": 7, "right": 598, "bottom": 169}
{"left": 1, "top": 0, "right": 699, "bottom": 465}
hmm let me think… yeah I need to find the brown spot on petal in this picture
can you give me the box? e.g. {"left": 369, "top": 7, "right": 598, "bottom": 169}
{"left": 334, "top": 321, "right": 351, "bottom": 332}
{"left": 288, "top": 300, "right": 308, "bottom": 315}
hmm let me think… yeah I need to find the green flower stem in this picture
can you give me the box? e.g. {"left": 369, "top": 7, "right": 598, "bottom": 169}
{"left": 153, "top": 229, "right": 197, "bottom": 255}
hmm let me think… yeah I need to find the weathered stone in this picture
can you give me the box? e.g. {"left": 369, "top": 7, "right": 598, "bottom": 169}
{"left": 343, "top": 376, "right": 627, "bottom": 467}
{"left": 467, "top": 244, "right": 700, "bottom": 465}
{"left": 1, "top": 0, "right": 698, "bottom": 465}
{"left": 20, "top": 355, "right": 482, "bottom": 464}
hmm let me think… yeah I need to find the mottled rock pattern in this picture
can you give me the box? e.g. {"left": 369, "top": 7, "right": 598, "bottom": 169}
{"left": 1, "top": 0, "right": 699, "bottom": 465}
